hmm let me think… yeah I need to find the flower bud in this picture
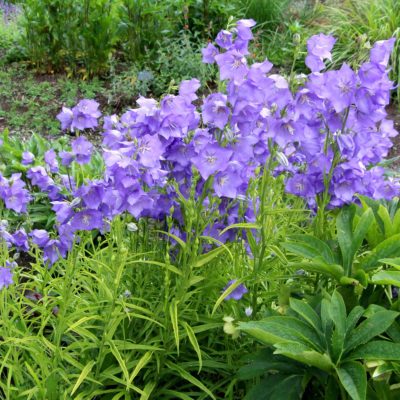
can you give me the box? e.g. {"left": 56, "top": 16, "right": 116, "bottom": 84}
{"left": 127, "top": 222, "right": 138, "bottom": 232}
{"left": 276, "top": 151, "right": 289, "bottom": 167}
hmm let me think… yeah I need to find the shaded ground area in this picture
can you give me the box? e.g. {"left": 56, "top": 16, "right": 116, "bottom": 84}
{"left": 0, "top": 63, "right": 112, "bottom": 143}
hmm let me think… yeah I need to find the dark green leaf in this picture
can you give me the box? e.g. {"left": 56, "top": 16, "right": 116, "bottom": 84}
{"left": 345, "top": 310, "right": 399, "bottom": 353}
{"left": 289, "top": 298, "right": 322, "bottom": 333}
{"left": 337, "top": 361, "right": 366, "bottom": 400}
{"left": 347, "top": 341, "right": 400, "bottom": 361}
{"left": 239, "top": 317, "right": 324, "bottom": 351}
{"left": 244, "top": 374, "right": 304, "bottom": 400}
{"left": 337, "top": 206, "right": 356, "bottom": 274}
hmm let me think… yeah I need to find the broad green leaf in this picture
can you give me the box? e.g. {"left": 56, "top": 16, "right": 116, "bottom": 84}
{"left": 379, "top": 258, "right": 400, "bottom": 269}
{"left": 289, "top": 298, "right": 322, "bottom": 333}
{"left": 238, "top": 349, "right": 304, "bottom": 380}
{"left": 337, "top": 361, "right": 366, "bottom": 400}
{"left": 337, "top": 206, "right": 356, "bottom": 275}
{"left": 290, "top": 261, "right": 344, "bottom": 281}
{"left": 329, "top": 291, "right": 347, "bottom": 360}
{"left": 370, "top": 270, "right": 400, "bottom": 286}
{"left": 360, "top": 234, "right": 400, "bottom": 272}
{"left": 286, "top": 234, "right": 335, "bottom": 263}
{"left": 352, "top": 208, "right": 374, "bottom": 262}
{"left": 244, "top": 374, "right": 304, "bottom": 400}
{"left": 274, "top": 341, "right": 333, "bottom": 372}
{"left": 345, "top": 310, "right": 399, "bottom": 353}
{"left": 387, "top": 321, "right": 400, "bottom": 342}
{"left": 346, "top": 306, "right": 365, "bottom": 334}
{"left": 239, "top": 317, "right": 324, "bottom": 351}
{"left": 392, "top": 208, "right": 400, "bottom": 233}
{"left": 282, "top": 242, "right": 326, "bottom": 262}
{"left": 347, "top": 341, "right": 400, "bottom": 361}
{"left": 378, "top": 205, "right": 394, "bottom": 238}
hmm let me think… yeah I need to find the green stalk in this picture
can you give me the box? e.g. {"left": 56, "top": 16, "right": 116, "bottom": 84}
{"left": 252, "top": 139, "right": 276, "bottom": 315}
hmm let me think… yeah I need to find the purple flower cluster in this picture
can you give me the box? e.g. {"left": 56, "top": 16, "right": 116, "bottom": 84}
{"left": 57, "top": 99, "right": 101, "bottom": 132}
{"left": 0, "top": 0, "right": 20, "bottom": 24}
{"left": 0, "top": 260, "right": 15, "bottom": 290}
{"left": 0, "top": 173, "right": 31, "bottom": 213}
{"left": 0, "top": 20, "right": 398, "bottom": 267}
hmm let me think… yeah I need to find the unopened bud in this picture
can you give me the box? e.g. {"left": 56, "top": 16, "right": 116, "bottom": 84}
{"left": 276, "top": 151, "right": 289, "bottom": 167}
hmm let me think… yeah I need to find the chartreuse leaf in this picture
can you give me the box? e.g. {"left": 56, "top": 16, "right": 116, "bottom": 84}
{"left": 345, "top": 310, "right": 399, "bottom": 353}
{"left": 289, "top": 298, "right": 322, "bottom": 333}
{"left": 129, "top": 351, "right": 153, "bottom": 384}
{"left": 193, "top": 245, "right": 228, "bottom": 268}
{"left": 70, "top": 360, "right": 96, "bottom": 396}
{"left": 274, "top": 341, "right": 333, "bottom": 372}
{"left": 360, "top": 234, "right": 400, "bottom": 271}
{"left": 219, "top": 222, "right": 260, "bottom": 236}
{"left": 347, "top": 341, "right": 400, "bottom": 361}
{"left": 140, "top": 382, "right": 156, "bottom": 400}
{"left": 285, "top": 234, "right": 335, "bottom": 263}
{"left": 182, "top": 322, "right": 202, "bottom": 372}
{"left": 379, "top": 258, "right": 400, "bottom": 269}
{"left": 336, "top": 361, "right": 366, "bottom": 400}
{"left": 370, "top": 270, "right": 400, "bottom": 286}
{"left": 169, "top": 300, "right": 180, "bottom": 355}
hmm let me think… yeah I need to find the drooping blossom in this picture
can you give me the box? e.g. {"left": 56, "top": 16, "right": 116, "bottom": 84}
{"left": 223, "top": 279, "right": 248, "bottom": 300}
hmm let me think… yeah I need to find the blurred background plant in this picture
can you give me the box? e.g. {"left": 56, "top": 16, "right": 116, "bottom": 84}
{"left": 308, "top": 0, "right": 400, "bottom": 101}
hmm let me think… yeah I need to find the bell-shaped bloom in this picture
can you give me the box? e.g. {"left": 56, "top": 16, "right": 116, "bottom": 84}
{"left": 202, "top": 93, "right": 230, "bottom": 129}
{"left": 223, "top": 279, "right": 248, "bottom": 300}
{"left": 191, "top": 143, "right": 232, "bottom": 180}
